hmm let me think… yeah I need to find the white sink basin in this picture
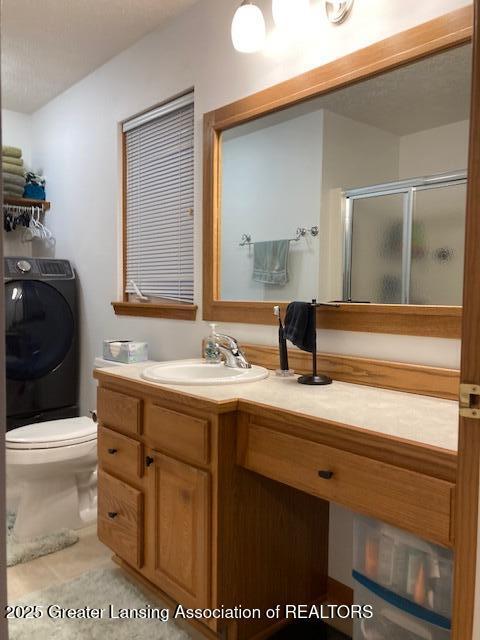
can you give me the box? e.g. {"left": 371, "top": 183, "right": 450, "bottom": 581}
{"left": 141, "top": 359, "right": 269, "bottom": 386}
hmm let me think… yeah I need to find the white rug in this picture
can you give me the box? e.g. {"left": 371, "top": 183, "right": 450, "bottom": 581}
{"left": 9, "top": 566, "right": 191, "bottom": 639}
{"left": 7, "top": 513, "right": 79, "bottom": 567}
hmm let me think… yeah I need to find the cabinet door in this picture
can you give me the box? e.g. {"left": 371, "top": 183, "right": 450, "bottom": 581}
{"left": 147, "top": 451, "right": 210, "bottom": 609}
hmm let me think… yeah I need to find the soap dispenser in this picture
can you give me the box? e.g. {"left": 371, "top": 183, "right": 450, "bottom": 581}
{"left": 204, "top": 323, "right": 222, "bottom": 364}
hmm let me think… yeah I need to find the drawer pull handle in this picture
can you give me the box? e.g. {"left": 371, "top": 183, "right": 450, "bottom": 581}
{"left": 146, "top": 456, "right": 154, "bottom": 467}
{"left": 318, "top": 470, "right": 334, "bottom": 480}
{"left": 107, "top": 448, "right": 118, "bottom": 455}
{"left": 107, "top": 512, "right": 118, "bottom": 519}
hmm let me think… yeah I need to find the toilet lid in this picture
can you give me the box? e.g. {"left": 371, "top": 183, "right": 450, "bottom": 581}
{"left": 6, "top": 417, "right": 97, "bottom": 449}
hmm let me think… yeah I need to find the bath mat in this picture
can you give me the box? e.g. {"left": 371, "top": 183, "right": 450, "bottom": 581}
{"left": 270, "top": 619, "right": 350, "bottom": 638}
{"left": 7, "top": 512, "right": 79, "bottom": 567}
{"left": 9, "top": 566, "right": 191, "bottom": 640}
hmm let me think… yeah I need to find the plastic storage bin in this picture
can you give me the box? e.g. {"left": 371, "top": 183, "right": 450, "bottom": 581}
{"left": 353, "top": 516, "right": 453, "bottom": 620}
{"left": 353, "top": 576, "right": 450, "bottom": 640}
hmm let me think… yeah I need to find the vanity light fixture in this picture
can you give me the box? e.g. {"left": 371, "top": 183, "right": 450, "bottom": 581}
{"left": 272, "top": 0, "right": 310, "bottom": 30}
{"left": 325, "top": 0, "right": 354, "bottom": 24}
{"left": 231, "top": 1, "right": 266, "bottom": 53}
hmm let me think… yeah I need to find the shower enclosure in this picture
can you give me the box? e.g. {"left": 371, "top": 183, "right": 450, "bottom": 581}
{"left": 343, "top": 171, "right": 467, "bottom": 305}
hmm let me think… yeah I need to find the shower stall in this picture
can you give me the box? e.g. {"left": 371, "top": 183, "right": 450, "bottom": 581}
{"left": 342, "top": 171, "right": 467, "bottom": 305}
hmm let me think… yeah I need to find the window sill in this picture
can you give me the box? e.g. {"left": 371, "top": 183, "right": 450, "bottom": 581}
{"left": 111, "top": 301, "right": 197, "bottom": 321}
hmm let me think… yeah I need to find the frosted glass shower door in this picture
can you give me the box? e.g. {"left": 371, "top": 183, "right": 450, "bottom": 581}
{"left": 349, "top": 192, "right": 407, "bottom": 304}
{"left": 409, "top": 182, "right": 467, "bottom": 306}
{"left": 344, "top": 172, "right": 466, "bottom": 305}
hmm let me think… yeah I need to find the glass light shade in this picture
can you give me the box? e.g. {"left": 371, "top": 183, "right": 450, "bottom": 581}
{"left": 231, "top": 2, "right": 266, "bottom": 53}
{"left": 272, "top": 0, "right": 310, "bottom": 29}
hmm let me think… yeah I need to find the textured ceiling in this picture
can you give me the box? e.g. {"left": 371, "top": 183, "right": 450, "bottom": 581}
{"left": 318, "top": 44, "right": 472, "bottom": 135}
{"left": 1, "top": 0, "right": 198, "bottom": 113}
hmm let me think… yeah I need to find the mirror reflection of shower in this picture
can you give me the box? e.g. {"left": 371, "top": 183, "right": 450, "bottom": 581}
{"left": 344, "top": 172, "right": 467, "bottom": 306}
{"left": 218, "top": 44, "right": 471, "bottom": 305}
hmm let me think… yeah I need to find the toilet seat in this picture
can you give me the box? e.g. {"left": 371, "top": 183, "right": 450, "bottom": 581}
{"left": 6, "top": 416, "right": 97, "bottom": 450}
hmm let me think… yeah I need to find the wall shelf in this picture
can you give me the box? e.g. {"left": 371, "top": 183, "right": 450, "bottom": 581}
{"left": 3, "top": 196, "right": 50, "bottom": 211}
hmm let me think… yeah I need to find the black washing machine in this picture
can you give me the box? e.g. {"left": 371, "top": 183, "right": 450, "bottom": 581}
{"left": 4, "top": 257, "right": 79, "bottom": 431}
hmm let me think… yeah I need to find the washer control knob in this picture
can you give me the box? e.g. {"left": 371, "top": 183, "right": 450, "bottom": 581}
{"left": 17, "top": 260, "right": 31, "bottom": 273}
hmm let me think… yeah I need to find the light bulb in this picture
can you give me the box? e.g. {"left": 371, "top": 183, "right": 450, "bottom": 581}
{"left": 272, "top": 0, "right": 310, "bottom": 30}
{"left": 231, "top": 2, "right": 266, "bottom": 53}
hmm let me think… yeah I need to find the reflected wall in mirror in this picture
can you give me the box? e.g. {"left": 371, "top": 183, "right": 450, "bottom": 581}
{"left": 219, "top": 44, "right": 471, "bottom": 305}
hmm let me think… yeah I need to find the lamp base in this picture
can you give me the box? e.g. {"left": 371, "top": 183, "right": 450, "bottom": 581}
{"left": 297, "top": 374, "right": 332, "bottom": 386}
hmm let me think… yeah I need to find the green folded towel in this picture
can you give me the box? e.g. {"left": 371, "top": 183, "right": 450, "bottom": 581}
{"left": 2, "top": 163, "right": 25, "bottom": 177}
{"left": 2, "top": 146, "right": 22, "bottom": 159}
{"left": 2, "top": 155, "right": 23, "bottom": 167}
{"left": 4, "top": 186, "right": 24, "bottom": 197}
{"left": 4, "top": 173, "right": 26, "bottom": 187}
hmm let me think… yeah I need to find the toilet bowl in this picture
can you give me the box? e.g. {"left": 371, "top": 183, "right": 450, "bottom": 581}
{"left": 6, "top": 416, "right": 97, "bottom": 541}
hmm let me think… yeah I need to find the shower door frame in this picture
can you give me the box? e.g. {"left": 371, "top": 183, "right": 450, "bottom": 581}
{"left": 343, "top": 170, "right": 468, "bottom": 304}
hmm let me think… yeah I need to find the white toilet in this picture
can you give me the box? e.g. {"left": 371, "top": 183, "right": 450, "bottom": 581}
{"left": 6, "top": 416, "right": 98, "bottom": 542}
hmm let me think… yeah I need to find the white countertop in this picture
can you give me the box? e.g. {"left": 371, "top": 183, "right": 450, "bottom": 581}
{"left": 96, "top": 361, "right": 459, "bottom": 453}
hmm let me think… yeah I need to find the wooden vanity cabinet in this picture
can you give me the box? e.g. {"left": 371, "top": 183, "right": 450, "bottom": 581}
{"left": 95, "top": 370, "right": 459, "bottom": 639}
{"left": 97, "top": 385, "right": 213, "bottom": 611}
{"left": 96, "top": 380, "right": 328, "bottom": 640}
{"left": 145, "top": 449, "right": 211, "bottom": 610}
{"left": 237, "top": 411, "right": 456, "bottom": 548}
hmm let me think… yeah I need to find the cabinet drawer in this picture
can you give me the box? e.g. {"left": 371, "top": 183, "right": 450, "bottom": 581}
{"left": 97, "top": 387, "right": 141, "bottom": 436}
{"left": 144, "top": 404, "right": 210, "bottom": 466}
{"left": 98, "top": 470, "right": 143, "bottom": 568}
{"left": 239, "top": 423, "right": 454, "bottom": 546}
{"left": 98, "top": 427, "right": 143, "bottom": 480}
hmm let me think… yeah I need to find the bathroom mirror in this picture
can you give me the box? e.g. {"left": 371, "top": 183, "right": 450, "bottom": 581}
{"left": 219, "top": 45, "right": 470, "bottom": 306}
{"left": 204, "top": 31, "right": 472, "bottom": 336}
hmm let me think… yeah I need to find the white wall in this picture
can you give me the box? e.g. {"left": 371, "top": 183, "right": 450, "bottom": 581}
{"left": 1, "top": 109, "right": 32, "bottom": 168}
{"left": 28, "top": 0, "right": 471, "bottom": 588}
{"left": 399, "top": 119, "right": 470, "bottom": 178}
{"left": 320, "top": 109, "right": 400, "bottom": 301}
{"left": 221, "top": 103, "right": 324, "bottom": 302}
{"left": 2, "top": 110, "right": 34, "bottom": 257}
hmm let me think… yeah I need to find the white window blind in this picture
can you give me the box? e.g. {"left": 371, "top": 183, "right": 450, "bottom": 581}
{"left": 124, "top": 93, "right": 194, "bottom": 304}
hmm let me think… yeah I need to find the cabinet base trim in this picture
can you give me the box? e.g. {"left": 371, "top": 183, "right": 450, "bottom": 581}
{"left": 111, "top": 557, "right": 348, "bottom": 640}
{"left": 326, "top": 577, "right": 354, "bottom": 606}
{"left": 112, "top": 556, "right": 219, "bottom": 639}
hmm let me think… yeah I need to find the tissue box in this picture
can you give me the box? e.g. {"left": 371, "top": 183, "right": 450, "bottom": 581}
{"left": 103, "top": 340, "right": 148, "bottom": 364}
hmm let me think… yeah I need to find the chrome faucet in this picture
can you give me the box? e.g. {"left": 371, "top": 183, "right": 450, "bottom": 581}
{"left": 214, "top": 333, "right": 251, "bottom": 369}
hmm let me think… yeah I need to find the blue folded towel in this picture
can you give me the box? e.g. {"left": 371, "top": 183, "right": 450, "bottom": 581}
{"left": 23, "top": 183, "right": 46, "bottom": 200}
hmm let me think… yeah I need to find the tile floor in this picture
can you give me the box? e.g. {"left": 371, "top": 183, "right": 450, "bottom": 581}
{"left": 7, "top": 524, "right": 113, "bottom": 602}
{"left": 6, "top": 525, "right": 204, "bottom": 639}
{"left": 7, "top": 526, "right": 352, "bottom": 638}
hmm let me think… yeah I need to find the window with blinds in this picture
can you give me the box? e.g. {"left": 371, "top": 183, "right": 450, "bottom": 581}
{"left": 123, "top": 92, "right": 194, "bottom": 304}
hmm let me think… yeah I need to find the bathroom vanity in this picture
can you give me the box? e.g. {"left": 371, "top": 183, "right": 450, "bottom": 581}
{"left": 94, "top": 362, "right": 458, "bottom": 640}
{"left": 97, "top": 6, "right": 479, "bottom": 637}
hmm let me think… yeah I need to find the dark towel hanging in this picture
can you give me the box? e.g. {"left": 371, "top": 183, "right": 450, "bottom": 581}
{"left": 284, "top": 301, "right": 315, "bottom": 353}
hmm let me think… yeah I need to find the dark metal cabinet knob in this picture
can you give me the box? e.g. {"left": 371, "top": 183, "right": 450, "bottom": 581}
{"left": 318, "top": 470, "right": 334, "bottom": 480}
{"left": 107, "top": 448, "right": 117, "bottom": 455}
{"left": 107, "top": 512, "right": 118, "bottom": 519}
{"left": 146, "top": 456, "right": 154, "bottom": 467}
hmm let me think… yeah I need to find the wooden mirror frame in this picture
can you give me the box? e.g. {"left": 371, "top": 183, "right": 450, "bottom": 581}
{"left": 203, "top": 6, "right": 472, "bottom": 338}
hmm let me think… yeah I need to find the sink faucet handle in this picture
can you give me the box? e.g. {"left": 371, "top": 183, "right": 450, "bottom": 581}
{"left": 212, "top": 333, "right": 251, "bottom": 369}
{"left": 214, "top": 333, "right": 238, "bottom": 350}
